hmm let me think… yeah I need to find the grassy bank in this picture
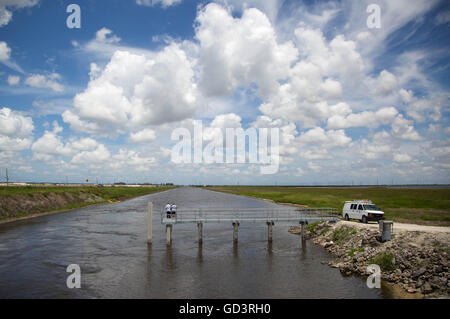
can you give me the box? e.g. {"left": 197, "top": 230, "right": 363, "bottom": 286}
{"left": 0, "top": 185, "right": 176, "bottom": 222}
{"left": 206, "top": 186, "right": 450, "bottom": 226}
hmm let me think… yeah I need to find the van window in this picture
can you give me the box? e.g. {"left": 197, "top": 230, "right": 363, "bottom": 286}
{"left": 364, "top": 204, "right": 381, "bottom": 211}
{"left": 358, "top": 204, "right": 363, "bottom": 210}
{"left": 351, "top": 204, "right": 356, "bottom": 210}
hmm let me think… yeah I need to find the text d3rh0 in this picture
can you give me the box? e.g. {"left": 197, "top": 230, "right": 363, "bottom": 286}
{"left": 179, "top": 303, "right": 271, "bottom": 316}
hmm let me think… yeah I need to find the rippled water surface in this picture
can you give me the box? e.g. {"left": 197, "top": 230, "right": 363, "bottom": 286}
{"left": 0, "top": 187, "right": 389, "bottom": 298}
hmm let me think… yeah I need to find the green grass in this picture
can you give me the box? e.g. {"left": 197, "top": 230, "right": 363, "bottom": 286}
{"left": 0, "top": 185, "right": 176, "bottom": 221}
{"left": 332, "top": 226, "right": 357, "bottom": 244}
{"left": 348, "top": 247, "right": 364, "bottom": 257}
{"left": 369, "top": 252, "right": 396, "bottom": 271}
{"left": 206, "top": 186, "right": 450, "bottom": 225}
{"left": 305, "top": 221, "right": 321, "bottom": 232}
{"left": 0, "top": 185, "right": 175, "bottom": 201}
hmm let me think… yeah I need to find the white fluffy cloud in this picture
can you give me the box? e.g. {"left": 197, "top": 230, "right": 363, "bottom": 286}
{"left": 258, "top": 24, "right": 366, "bottom": 127}
{"left": 195, "top": 3, "right": 298, "bottom": 97}
{"left": 0, "top": 41, "right": 10, "bottom": 60}
{"left": 25, "top": 73, "right": 64, "bottom": 92}
{"left": 391, "top": 114, "right": 422, "bottom": 141}
{"left": 327, "top": 107, "right": 399, "bottom": 129}
{"left": 0, "top": 107, "right": 34, "bottom": 151}
{"left": 375, "top": 70, "right": 398, "bottom": 96}
{"left": 64, "top": 43, "right": 198, "bottom": 134}
{"left": 393, "top": 153, "right": 412, "bottom": 164}
{"left": 210, "top": 113, "right": 242, "bottom": 129}
{"left": 71, "top": 144, "right": 111, "bottom": 164}
{"left": 128, "top": 128, "right": 157, "bottom": 143}
{"left": 111, "top": 149, "right": 157, "bottom": 171}
{"left": 7, "top": 74, "right": 19, "bottom": 85}
{"left": 95, "top": 27, "right": 121, "bottom": 44}
{"left": 31, "top": 122, "right": 101, "bottom": 159}
{"left": 297, "top": 127, "right": 351, "bottom": 147}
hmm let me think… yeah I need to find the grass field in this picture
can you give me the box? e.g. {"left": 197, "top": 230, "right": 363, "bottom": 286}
{"left": 0, "top": 185, "right": 175, "bottom": 201}
{"left": 206, "top": 186, "right": 450, "bottom": 226}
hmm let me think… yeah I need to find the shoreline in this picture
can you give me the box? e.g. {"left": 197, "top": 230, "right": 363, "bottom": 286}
{"left": 0, "top": 201, "right": 109, "bottom": 225}
{"left": 290, "top": 221, "right": 450, "bottom": 299}
{"left": 0, "top": 187, "right": 175, "bottom": 225}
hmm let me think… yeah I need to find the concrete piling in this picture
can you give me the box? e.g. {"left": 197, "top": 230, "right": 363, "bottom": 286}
{"left": 232, "top": 222, "right": 239, "bottom": 243}
{"left": 300, "top": 221, "right": 306, "bottom": 240}
{"left": 267, "top": 221, "right": 274, "bottom": 243}
{"left": 197, "top": 222, "right": 203, "bottom": 244}
{"left": 166, "top": 224, "right": 173, "bottom": 246}
{"left": 147, "top": 202, "right": 152, "bottom": 245}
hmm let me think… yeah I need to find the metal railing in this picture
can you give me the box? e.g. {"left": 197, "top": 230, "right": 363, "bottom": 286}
{"left": 161, "top": 207, "right": 338, "bottom": 224}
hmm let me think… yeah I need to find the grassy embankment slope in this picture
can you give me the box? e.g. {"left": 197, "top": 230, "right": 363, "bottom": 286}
{"left": 0, "top": 185, "right": 176, "bottom": 222}
{"left": 206, "top": 186, "right": 450, "bottom": 226}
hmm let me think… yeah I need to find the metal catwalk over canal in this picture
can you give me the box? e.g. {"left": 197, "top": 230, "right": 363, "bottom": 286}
{"left": 147, "top": 203, "right": 339, "bottom": 245}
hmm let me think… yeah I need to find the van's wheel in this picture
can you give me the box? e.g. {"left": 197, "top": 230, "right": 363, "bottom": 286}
{"left": 362, "top": 215, "right": 368, "bottom": 224}
{"left": 344, "top": 214, "right": 349, "bottom": 221}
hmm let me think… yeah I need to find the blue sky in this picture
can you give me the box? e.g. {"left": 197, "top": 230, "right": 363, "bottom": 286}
{"left": 0, "top": 0, "right": 449, "bottom": 185}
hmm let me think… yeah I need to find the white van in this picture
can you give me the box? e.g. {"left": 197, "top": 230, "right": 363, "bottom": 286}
{"left": 342, "top": 200, "right": 385, "bottom": 223}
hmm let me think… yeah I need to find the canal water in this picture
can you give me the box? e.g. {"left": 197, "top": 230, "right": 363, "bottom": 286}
{"left": 0, "top": 187, "right": 389, "bottom": 298}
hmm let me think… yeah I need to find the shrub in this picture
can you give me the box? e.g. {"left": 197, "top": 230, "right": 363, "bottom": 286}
{"left": 369, "top": 252, "right": 395, "bottom": 272}
{"left": 332, "top": 226, "right": 357, "bottom": 243}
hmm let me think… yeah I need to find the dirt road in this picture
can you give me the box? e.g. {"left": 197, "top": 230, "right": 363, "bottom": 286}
{"left": 341, "top": 220, "right": 450, "bottom": 233}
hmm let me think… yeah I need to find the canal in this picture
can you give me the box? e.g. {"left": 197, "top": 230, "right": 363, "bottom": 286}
{"left": 0, "top": 187, "right": 389, "bottom": 298}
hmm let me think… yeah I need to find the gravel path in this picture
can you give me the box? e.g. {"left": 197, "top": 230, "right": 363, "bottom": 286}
{"left": 341, "top": 220, "right": 450, "bottom": 233}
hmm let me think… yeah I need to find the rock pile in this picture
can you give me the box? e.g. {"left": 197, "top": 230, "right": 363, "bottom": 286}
{"left": 289, "top": 221, "right": 450, "bottom": 298}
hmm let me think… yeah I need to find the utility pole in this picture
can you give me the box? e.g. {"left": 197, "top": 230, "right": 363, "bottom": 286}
{"left": 5, "top": 168, "right": 9, "bottom": 186}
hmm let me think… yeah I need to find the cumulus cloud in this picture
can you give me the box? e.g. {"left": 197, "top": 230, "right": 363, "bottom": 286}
{"left": 25, "top": 73, "right": 64, "bottom": 92}
{"left": 64, "top": 43, "right": 198, "bottom": 134}
{"left": 297, "top": 127, "right": 351, "bottom": 147}
{"left": 0, "top": 41, "right": 10, "bottom": 60}
{"left": 7, "top": 74, "right": 19, "bottom": 85}
{"left": 294, "top": 27, "right": 366, "bottom": 81}
{"left": 327, "top": 107, "right": 399, "bottom": 129}
{"left": 0, "top": 107, "right": 34, "bottom": 151}
{"left": 258, "top": 25, "right": 366, "bottom": 127}
{"left": 31, "top": 122, "right": 101, "bottom": 160}
{"left": 111, "top": 149, "right": 157, "bottom": 171}
{"left": 391, "top": 114, "right": 422, "bottom": 141}
{"left": 210, "top": 113, "right": 242, "bottom": 129}
{"left": 128, "top": 128, "right": 157, "bottom": 143}
{"left": 195, "top": 3, "right": 298, "bottom": 97}
{"left": 71, "top": 144, "right": 111, "bottom": 164}
{"left": 95, "top": 27, "right": 121, "bottom": 44}
{"left": 375, "top": 70, "right": 398, "bottom": 96}
{"left": 393, "top": 153, "right": 412, "bottom": 163}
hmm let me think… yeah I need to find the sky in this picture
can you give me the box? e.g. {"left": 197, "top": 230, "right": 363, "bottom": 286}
{"left": 0, "top": 0, "right": 449, "bottom": 185}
